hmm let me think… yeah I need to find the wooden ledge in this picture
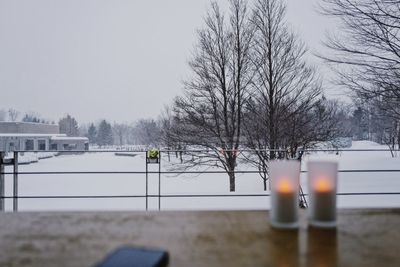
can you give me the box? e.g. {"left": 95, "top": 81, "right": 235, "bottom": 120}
{"left": 0, "top": 209, "right": 399, "bottom": 267}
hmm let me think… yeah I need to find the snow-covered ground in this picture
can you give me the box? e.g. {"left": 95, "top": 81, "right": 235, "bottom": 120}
{"left": 2, "top": 141, "right": 400, "bottom": 211}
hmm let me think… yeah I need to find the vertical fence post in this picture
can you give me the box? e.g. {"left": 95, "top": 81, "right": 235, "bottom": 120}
{"left": 145, "top": 151, "right": 148, "bottom": 211}
{"left": 13, "top": 152, "right": 18, "bottom": 212}
{"left": 158, "top": 151, "right": 161, "bottom": 211}
{"left": 0, "top": 152, "right": 4, "bottom": 212}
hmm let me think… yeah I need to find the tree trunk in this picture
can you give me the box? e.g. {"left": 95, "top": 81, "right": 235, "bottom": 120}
{"left": 397, "top": 121, "right": 400, "bottom": 150}
{"left": 229, "top": 171, "right": 236, "bottom": 192}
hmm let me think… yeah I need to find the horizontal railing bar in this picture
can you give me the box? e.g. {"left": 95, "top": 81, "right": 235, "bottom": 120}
{"left": 2, "top": 171, "right": 264, "bottom": 175}
{"left": 0, "top": 195, "right": 270, "bottom": 199}
{"left": 2, "top": 149, "right": 400, "bottom": 153}
{"left": 163, "top": 149, "right": 400, "bottom": 152}
{"left": 335, "top": 170, "right": 400, "bottom": 173}
{"left": 0, "top": 195, "right": 146, "bottom": 199}
{"left": 1, "top": 192, "right": 399, "bottom": 199}
{"left": 159, "top": 192, "right": 400, "bottom": 197}
{"left": 158, "top": 194, "right": 271, "bottom": 197}
{"left": 336, "top": 192, "right": 400, "bottom": 196}
{"left": 2, "top": 150, "right": 142, "bottom": 153}
{"left": 295, "top": 149, "right": 400, "bottom": 152}
{"left": 2, "top": 170, "right": 400, "bottom": 175}
{"left": 1, "top": 171, "right": 155, "bottom": 175}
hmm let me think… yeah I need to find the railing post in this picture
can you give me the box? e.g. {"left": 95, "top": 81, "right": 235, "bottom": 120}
{"left": 13, "top": 152, "right": 18, "bottom": 212}
{"left": 145, "top": 152, "right": 148, "bottom": 211}
{"left": 0, "top": 152, "right": 4, "bottom": 212}
{"left": 158, "top": 151, "right": 161, "bottom": 211}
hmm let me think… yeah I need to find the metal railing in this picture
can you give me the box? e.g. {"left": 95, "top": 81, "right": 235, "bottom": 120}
{"left": 1, "top": 148, "right": 400, "bottom": 212}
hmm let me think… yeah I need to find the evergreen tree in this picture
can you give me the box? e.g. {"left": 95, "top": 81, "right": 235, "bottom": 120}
{"left": 87, "top": 123, "right": 97, "bottom": 144}
{"left": 59, "top": 114, "right": 79, "bottom": 136}
{"left": 22, "top": 113, "right": 47, "bottom": 123}
{"left": 97, "top": 120, "right": 113, "bottom": 146}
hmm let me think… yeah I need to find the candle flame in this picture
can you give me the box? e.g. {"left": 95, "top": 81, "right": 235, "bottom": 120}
{"left": 278, "top": 179, "right": 293, "bottom": 193}
{"left": 315, "top": 178, "right": 332, "bottom": 192}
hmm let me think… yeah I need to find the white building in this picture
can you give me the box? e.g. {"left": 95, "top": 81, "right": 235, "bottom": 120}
{"left": 0, "top": 122, "right": 88, "bottom": 152}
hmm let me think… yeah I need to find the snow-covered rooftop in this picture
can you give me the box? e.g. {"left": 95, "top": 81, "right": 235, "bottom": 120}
{"left": 50, "top": 136, "right": 88, "bottom": 141}
{"left": 0, "top": 133, "right": 67, "bottom": 137}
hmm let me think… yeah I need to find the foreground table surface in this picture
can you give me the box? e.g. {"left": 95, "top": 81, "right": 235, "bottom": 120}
{"left": 0, "top": 209, "right": 399, "bottom": 267}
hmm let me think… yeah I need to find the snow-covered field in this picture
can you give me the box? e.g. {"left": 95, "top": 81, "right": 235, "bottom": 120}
{"left": 2, "top": 141, "right": 400, "bottom": 211}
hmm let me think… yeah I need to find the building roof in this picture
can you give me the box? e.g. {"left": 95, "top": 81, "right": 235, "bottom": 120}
{"left": 0, "top": 121, "right": 59, "bottom": 134}
{"left": 50, "top": 136, "right": 88, "bottom": 141}
{"left": 0, "top": 133, "right": 67, "bottom": 137}
{"left": 0, "top": 134, "right": 88, "bottom": 142}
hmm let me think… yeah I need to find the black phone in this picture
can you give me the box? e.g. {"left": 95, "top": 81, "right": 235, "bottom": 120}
{"left": 94, "top": 247, "right": 169, "bottom": 267}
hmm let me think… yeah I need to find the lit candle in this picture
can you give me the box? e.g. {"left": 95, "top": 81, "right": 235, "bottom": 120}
{"left": 275, "top": 178, "right": 297, "bottom": 223}
{"left": 308, "top": 161, "right": 338, "bottom": 228}
{"left": 270, "top": 160, "right": 300, "bottom": 229}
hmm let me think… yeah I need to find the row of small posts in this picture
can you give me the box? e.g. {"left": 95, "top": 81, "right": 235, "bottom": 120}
{"left": 0, "top": 152, "right": 18, "bottom": 212}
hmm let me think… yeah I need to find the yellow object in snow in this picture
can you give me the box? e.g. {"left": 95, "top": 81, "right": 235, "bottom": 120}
{"left": 148, "top": 149, "right": 159, "bottom": 159}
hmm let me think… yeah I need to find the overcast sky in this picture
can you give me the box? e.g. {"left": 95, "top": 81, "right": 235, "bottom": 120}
{"left": 0, "top": 0, "right": 338, "bottom": 124}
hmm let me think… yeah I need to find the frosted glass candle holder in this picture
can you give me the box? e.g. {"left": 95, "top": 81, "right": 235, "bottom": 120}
{"left": 308, "top": 161, "right": 338, "bottom": 228}
{"left": 270, "top": 160, "right": 300, "bottom": 229}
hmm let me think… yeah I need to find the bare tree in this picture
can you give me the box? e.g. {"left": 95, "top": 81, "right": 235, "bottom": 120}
{"left": 320, "top": 0, "right": 400, "bottom": 119}
{"left": 171, "top": 0, "right": 254, "bottom": 191}
{"left": 320, "top": 0, "right": 400, "bottom": 152}
{"left": 348, "top": 95, "right": 400, "bottom": 156}
{"left": 113, "top": 123, "right": 129, "bottom": 146}
{"left": 133, "top": 119, "right": 161, "bottom": 146}
{"left": 8, "top": 108, "right": 19, "bottom": 122}
{"left": 242, "top": 0, "right": 323, "bottom": 189}
{"left": 159, "top": 106, "right": 180, "bottom": 161}
{"left": 358, "top": 97, "right": 400, "bottom": 155}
